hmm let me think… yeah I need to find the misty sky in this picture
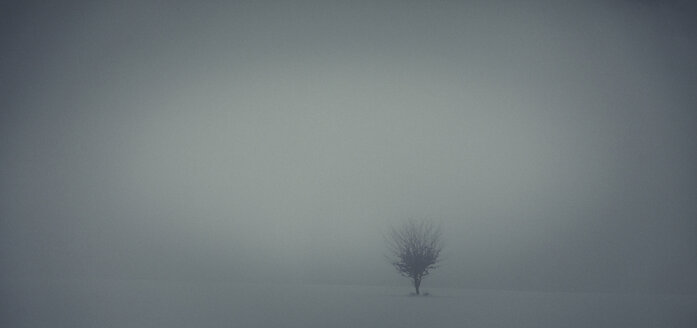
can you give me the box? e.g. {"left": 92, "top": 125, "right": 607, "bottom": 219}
{"left": 2, "top": 0, "right": 696, "bottom": 293}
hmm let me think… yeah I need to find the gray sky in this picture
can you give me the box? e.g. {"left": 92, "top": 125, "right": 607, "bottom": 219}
{"left": 2, "top": 0, "right": 696, "bottom": 293}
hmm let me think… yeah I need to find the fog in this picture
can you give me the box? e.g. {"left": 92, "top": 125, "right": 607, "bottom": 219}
{"left": 2, "top": 0, "right": 696, "bottom": 301}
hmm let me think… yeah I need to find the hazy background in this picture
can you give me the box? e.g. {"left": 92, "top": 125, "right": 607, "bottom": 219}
{"left": 2, "top": 0, "right": 696, "bottom": 294}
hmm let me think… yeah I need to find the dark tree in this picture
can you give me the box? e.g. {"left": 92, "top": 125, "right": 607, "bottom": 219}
{"left": 387, "top": 219, "right": 443, "bottom": 295}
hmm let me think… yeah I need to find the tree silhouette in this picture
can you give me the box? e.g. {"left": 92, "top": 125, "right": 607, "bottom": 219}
{"left": 387, "top": 219, "right": 443, "bottom": 295}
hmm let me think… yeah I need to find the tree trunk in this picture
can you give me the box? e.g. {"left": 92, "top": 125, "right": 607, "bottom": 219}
{"left": 414, "top": 277, "right": 421, "bottom": 295}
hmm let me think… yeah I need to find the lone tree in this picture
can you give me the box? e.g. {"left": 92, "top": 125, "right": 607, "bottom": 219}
{"left": 387, "top": 219, "right": 443, "bottom": 295}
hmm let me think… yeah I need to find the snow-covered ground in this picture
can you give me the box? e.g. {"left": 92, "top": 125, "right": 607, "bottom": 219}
{"left": 3, "top": 278, "right": 695, "bottom": 327}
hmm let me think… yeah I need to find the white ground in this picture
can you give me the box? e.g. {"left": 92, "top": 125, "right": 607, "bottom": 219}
{"left": 3, "top": 279, "right": 695, "bottom": 327}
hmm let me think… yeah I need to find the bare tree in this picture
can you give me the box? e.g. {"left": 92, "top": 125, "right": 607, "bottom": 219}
{"left": 387, "top": 219, "right": 443, "bottom": 295}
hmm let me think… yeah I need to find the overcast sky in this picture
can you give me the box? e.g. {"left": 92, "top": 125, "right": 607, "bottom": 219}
{"left": 2, "top": 0, "right": 696, "bottom": 293}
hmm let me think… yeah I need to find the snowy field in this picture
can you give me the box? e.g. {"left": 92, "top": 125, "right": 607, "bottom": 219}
{"left": 3, "top": 279, "right": 695, "bottom": 327}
